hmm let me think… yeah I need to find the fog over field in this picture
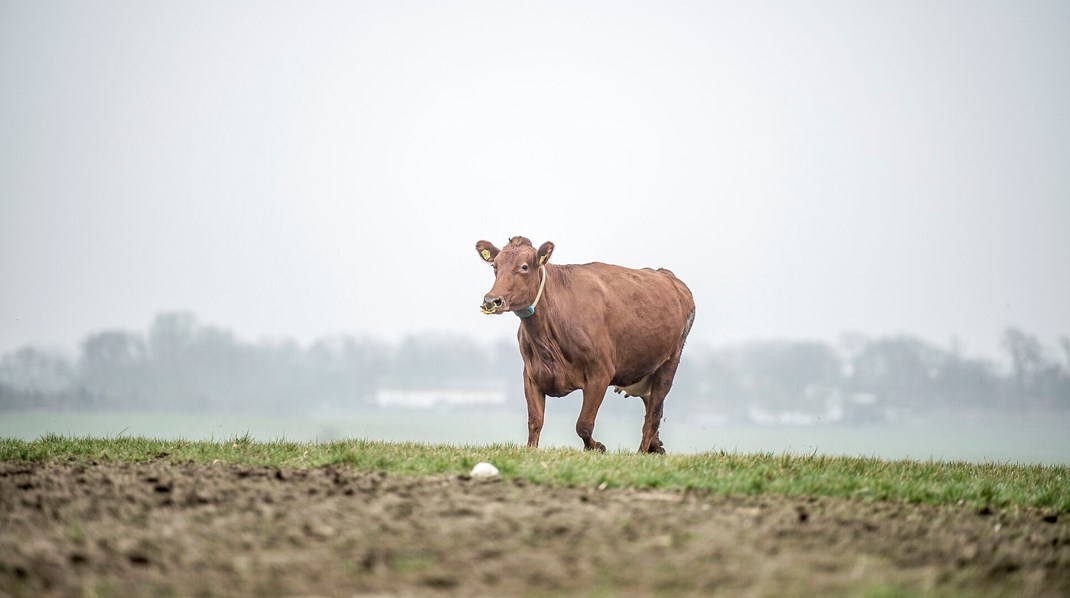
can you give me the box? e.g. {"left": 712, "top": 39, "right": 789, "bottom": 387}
{"left": 2, "top": 311, "right": 1068, "bottom": 464}
{"left": 2, "top": 3, "right": 1068, "bottom": 460}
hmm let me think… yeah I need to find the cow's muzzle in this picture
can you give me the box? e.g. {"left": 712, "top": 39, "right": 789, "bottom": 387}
{"left": 481, "top": 296, "right": 504, "bottom": 315}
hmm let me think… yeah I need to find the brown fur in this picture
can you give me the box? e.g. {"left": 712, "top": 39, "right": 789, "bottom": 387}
{"left": 476, "top": 238, "right": 696, "bottom": 453}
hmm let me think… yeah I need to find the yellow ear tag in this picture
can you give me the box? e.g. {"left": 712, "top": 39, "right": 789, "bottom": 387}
{"left": 538, "top": 254, "right": 547, "bottom": 265}
{"left": 481, "top": 249, "right": 491, "bottom": 261}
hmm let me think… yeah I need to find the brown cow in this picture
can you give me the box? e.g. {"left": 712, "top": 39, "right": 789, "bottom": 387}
{"left": 475, "top": 236, "right": 696, "bottom": 453}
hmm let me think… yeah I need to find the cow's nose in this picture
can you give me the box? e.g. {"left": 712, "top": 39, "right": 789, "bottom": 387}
{"left": 480, "top": 295, "right": 504, "bottom": 315}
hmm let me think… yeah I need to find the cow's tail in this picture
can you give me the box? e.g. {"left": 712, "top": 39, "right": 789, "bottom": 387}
{"left": 662, "top": 270, "right": 696, "bottom": 345}
{"left": 682, "top": 307, "right": 696, "bottom": 344}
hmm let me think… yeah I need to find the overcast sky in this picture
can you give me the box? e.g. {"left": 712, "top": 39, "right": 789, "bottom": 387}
{"left": 2, "top": 1, "right": 1068, "bottom": 358}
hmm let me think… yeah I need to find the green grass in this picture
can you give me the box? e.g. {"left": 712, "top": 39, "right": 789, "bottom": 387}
{"left": 2, "top": 433, "right": 1068, "bottom": 512}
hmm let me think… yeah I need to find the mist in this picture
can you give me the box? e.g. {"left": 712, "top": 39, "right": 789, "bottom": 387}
{"left": 2, "top": 312, "right": 1068, "bottom": 464}
{"left": 2, "top": 3, "right": 1069, "bottom": 462}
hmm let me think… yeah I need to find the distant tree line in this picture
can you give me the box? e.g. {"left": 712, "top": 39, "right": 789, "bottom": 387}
{"left": 670, "top": 331, "right": 1070, "bottom": 422}
{"left": 2, "top": 312, "right": 1068, "bottom": 419}
{"left": 0, "top": 313, "right": 521, "bottom": 415}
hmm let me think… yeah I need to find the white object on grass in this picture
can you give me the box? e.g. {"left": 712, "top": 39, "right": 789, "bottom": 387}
{"left": 470, "top": 462, "right": 500, "bottom": 478}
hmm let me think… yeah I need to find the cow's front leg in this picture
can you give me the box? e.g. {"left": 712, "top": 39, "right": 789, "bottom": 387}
{"left": 523, "top": 372, "right": 546, "bottom": 448}
{"left": 576, "top": 376, "right": 610, "bottom": 453}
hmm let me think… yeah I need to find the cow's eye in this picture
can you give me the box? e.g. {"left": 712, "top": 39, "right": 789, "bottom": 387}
{"left": 520, "top": 263, "right": 529, "bottom": 272}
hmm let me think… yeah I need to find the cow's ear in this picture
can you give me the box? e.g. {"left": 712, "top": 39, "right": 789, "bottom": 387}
{"left": 475, "top": 240, "right": 500, "bottom": 264}
{"left": 536, "top": 241, "right": 554, "bottom": 266}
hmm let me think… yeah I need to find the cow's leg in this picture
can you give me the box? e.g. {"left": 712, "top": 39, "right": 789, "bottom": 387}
{"left": 639, "top": 394, "right": 666, "bottom": 454}
{"left": 576, "top": 376, "right": 610, "bottom": 453}
{"left": 639, "top": 353, "right": 683, "bottom": 454}
{"left": 523, "top": 372, "right": 546, "bottom": 448}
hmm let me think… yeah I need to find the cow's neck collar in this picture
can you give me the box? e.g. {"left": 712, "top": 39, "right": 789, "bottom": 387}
{"left": 514, "top": 266, "right": 547, "bottom": 319}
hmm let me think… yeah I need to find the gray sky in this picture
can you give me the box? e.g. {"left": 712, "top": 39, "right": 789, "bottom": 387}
{"left": 2, "top": 1, "right": 1068, "bottom": 358}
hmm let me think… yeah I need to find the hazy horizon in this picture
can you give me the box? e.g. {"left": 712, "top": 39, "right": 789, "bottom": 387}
{"left": 2, "top": 309, "right": 1066, "bottom": 368}
{"left": 3, "top": 2, "right": 1069, "bottom": 359}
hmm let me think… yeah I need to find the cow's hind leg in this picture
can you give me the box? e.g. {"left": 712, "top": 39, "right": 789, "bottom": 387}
{"left": 639, "top": 394, "right": 665, "bottom": 454}
{"left": 638, "top": 352, "right": 683, "bottom": 454}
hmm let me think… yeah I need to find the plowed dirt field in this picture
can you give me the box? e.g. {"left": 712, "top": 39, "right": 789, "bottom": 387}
{"left": 2, "top": 461, "right": 1067, "bottom": 596}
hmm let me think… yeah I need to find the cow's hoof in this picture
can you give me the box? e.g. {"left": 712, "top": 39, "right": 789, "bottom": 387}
{"left": 585, "top": 441, "right": 607, "bottom": 453}
{"left": 639, "top": 438, "right": 665, "bottom": 454}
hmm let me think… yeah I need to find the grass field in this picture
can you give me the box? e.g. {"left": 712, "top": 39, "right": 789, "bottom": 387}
{"left": 3, "top": 434, "right": 1068, "bottom": 511}
{"left": 5, "top": 409, "right": 1069, "bottom": 466}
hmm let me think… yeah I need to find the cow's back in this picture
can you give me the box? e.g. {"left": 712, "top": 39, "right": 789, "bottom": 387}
{"left": 542, "top": 262, "right": 694, "bottom": 381}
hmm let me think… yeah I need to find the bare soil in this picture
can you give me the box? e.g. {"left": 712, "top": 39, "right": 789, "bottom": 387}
{"left": 1, "top": 461, "right": 1067, "bottom": 597}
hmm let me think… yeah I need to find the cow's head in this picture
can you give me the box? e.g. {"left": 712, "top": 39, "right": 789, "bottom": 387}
{"left": 475, "top": 236, "right": 554, "bottom": 315}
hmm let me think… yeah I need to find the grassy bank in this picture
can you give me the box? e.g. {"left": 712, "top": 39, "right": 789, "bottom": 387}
{"left": 2, "top": 434, "right": 1067, "bottom": 511}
